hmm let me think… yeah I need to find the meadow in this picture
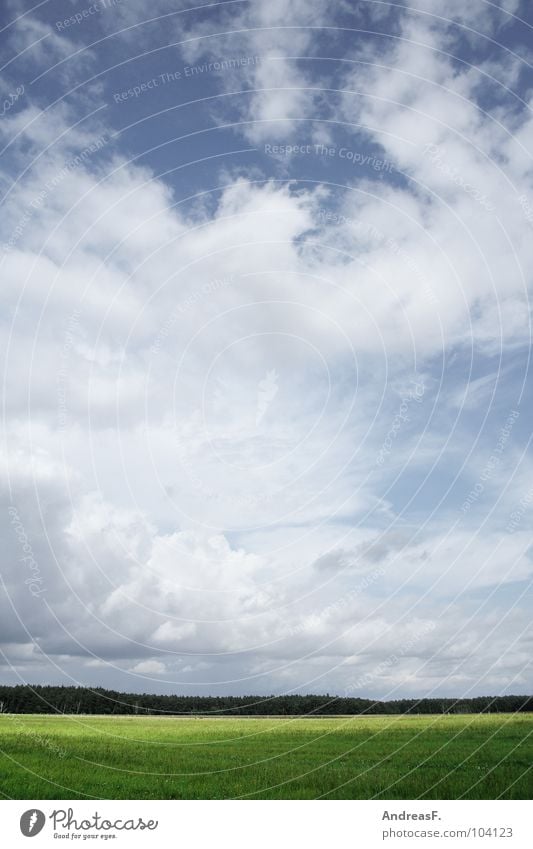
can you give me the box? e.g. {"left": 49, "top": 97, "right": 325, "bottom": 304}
{"left": 0, "top": 713, "right": 531, "bottom": 800}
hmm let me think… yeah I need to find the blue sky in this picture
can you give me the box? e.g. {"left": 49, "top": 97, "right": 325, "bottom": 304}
{"left": 0, "top": 0, "right": 532, "bottom": 698}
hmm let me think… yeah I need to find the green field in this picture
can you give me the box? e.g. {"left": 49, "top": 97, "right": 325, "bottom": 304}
{"left": 0, "top": 713, "right": 531, "bottom": 799}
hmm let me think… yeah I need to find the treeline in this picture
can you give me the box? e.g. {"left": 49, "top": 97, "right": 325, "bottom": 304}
{"left": 0, "top": 685, "right": 532, "bottom": 715}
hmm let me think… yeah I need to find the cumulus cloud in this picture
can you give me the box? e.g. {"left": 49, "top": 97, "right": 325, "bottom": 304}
{"left": 0, "top": 0, "right": 531, "bottom": 697}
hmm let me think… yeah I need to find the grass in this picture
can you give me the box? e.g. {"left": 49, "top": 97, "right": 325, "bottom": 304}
{"left": 0, "top": 713, "right": 531, "bottom": 799}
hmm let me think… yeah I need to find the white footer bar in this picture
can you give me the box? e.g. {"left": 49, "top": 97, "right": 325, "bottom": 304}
{"left": 2, "top": 800, "right": 531, "bottom": 848}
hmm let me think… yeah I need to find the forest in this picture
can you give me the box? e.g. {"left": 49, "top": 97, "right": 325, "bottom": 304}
{"left": 0, "top": 685, "right": 531, "bottom": 715}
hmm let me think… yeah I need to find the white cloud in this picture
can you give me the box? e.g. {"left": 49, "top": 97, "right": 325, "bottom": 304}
{"left": 131, "top": 659, "right": 167, "bottom": 674}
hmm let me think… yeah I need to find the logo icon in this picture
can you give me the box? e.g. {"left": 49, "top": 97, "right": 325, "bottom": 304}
{"left": 255, "top": 369, "right": 279, "bottom": 426}
{"left": 20, "top": 810, "right": 45, "bottom": 837}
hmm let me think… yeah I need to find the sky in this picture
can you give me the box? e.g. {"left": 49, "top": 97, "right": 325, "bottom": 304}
{"left": 0, "top": 0, "right": 532, "bottom": 699}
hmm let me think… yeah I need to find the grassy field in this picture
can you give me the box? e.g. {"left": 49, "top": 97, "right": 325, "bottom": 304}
{"left": 0, "top": 713, "right": 531, "bottom": 799}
